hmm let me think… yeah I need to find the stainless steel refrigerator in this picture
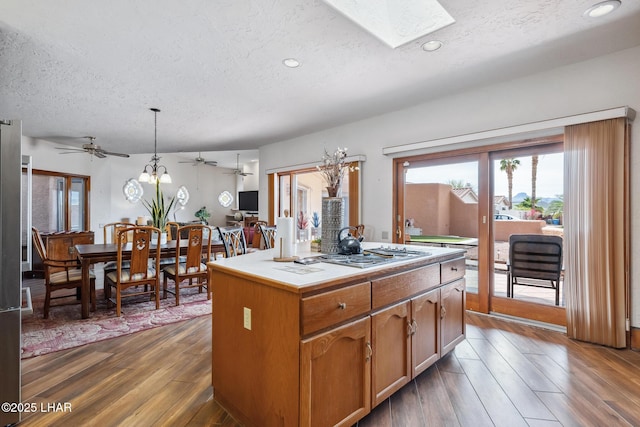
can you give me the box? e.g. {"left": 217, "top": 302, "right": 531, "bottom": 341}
{"left": 0, "top": 119, "right": 22, "bottom": 426}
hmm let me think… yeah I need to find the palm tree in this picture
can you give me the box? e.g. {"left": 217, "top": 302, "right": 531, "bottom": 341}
{"left": 447, "top": 179, "right": 466, "bottom": 189}
{"left": 500, "top": 158, "right": 520, "bottom": 208}
{"left": 531, "top": 155, "right": 539, "bottom": 211}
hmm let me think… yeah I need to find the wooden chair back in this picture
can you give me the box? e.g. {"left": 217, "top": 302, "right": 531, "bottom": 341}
{"left": 166, "top": 221, "right": 180, "bottom": 241}
{"left": 353, "top": 224, "right": 365, "bottom": 239}
{"left": 178, "top": 224, "right": 211, "bottom": 270}
{"left": 106, "top": 226, "right": 161, "bottom": 316}
{"left": 104, "top": 222, "right": 134, "bottom": 244}
{"left": 121, "top": 226, "right": 160, "bottom": 279}
{"left": 162, "top": 224, "right": 212, "bottom": 305}
{"left": 258, "top": 224, "right": 277, "bottom": 250}
{"left": 31, "top": 226, "right": 47, "bottom": 262}
{"left": 252, "top": 221, "right": 267, "bottom": 249}
{"left": 31, "top": 226, "right": 96, "bottom": 318}
{"left": 216, "top": 226, "right": 248, "bottom": 257}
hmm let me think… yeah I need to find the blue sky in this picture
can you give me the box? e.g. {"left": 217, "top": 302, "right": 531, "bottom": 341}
{"left": 405, "top": 153, "right": 564, "bottom": 199}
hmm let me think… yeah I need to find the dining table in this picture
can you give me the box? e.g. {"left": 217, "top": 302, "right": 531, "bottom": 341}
{"left": 75, "top": 239, "right": 225, "bottom": 319}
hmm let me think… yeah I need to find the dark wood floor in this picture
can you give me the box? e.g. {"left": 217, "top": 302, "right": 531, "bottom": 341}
{"left": 20, "top": 310, "right": 640, "bottom": 426}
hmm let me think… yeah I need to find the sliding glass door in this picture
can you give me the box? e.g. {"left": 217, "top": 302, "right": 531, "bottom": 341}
{"left": 402, "top": 156, "right": 480, "bottom": 297}
{"left": 394, "top": 136, "right": 566, "bottom": 326}
{"left": 489, "top": 146, "right": 566, "bottom": 325}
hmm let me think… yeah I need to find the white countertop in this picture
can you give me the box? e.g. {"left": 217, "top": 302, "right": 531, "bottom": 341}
{"left": 208, "top": 241, "right": 464, "bottom": 289}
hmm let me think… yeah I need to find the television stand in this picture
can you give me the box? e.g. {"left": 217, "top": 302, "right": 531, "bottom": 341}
{"left": 243, "top": 215, "right": 259, "bottom": 227}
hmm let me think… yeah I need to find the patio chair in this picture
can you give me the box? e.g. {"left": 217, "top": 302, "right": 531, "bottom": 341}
{"left": 105, "top": 226, "right": 161, "bottom": 316}
{"left": 162, "top": 224, "right": 211, "bottom": 305}
{"left": 31, "top": 227, "right": 96, "bottom": 318}
{"left": 507, "top": 234, "right": 563, "bottom": 306}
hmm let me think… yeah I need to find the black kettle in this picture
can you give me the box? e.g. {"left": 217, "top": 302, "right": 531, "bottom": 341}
{"left": 338, "top": 226, "right": 364, "bottom": 255}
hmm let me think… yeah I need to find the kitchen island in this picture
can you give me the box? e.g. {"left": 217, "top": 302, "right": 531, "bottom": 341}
{"left": 207, "top": 242, "right": 466, "bottom": 427}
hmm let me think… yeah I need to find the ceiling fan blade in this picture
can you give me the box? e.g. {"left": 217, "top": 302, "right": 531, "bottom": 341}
{"left": 56, "top": 147, "right": 86, "bottom": 153}
{"left": 204, "top": 161, "right": 218, "bottom": 166}
{"left": 100, "top": 151, "right": 130, "bottom": 158}
{"left": 94, "top": 151, "right": 107, "bottom": 159}
{"left": 58, "top": 150, "right": 85, "bottom": 154}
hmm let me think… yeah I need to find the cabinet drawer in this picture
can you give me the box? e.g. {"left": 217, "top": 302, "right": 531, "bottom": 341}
{"left": 302, "top": 282, "right": 371, "bottom": 336}
{"left": 441, "top": 257, "right": 465, "bottom": 284}
{"left": 372, "top": 264, "right": 440, "bottom": 310}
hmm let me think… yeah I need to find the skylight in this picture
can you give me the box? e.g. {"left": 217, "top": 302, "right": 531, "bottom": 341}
{"left": 324, "top": 0, "right": 455, "bottom": 49}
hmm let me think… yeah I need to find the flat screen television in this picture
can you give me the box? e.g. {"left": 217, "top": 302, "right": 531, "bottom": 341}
{"left": 238, "top": 190, "right": 258, "bottom": 212}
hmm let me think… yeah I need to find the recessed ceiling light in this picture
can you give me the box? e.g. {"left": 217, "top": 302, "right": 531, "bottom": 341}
{"left": 282, "top": 58, "right": 301, "bottom": 68}
{"left": 584, "top": 0, "right": 621, "bottom": 18}
{"left": 422, "top": 40, "right": 443, "bottom": 51}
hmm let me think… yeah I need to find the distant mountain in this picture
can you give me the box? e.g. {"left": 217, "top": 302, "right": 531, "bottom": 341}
{"left": 509, "top": 193, "right": 561, "bottom": 210}
{"left": 512, "top": 192, "right": 528, "bottom": 203}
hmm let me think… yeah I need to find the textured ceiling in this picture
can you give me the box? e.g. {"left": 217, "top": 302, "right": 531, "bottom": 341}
{"left": 1, "top": 0, "right": 639, "bottom": 168}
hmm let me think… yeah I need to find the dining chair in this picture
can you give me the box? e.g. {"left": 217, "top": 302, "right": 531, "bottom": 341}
{"left": 165, "top": 221, "right": 180, "bottom": 241}
{"left": 216, "top": 225, "right": 248, "bottom": 257}
{"left": 103, "top": 222, "right": 135, "bottom": 244}
{"left": 102, "top": 222, "right": 136, "bottom": 299}
{"left": 252, "top": 220, "right": 267, "bottom": 249}
{"left": 31, "top": 227, "right": 96, "bottom": 319}
{"left": 258, "top": 224, "right": 277, "bottom": 250}
{"left": 163, "top": 224, "right": 212, "bottom": 305}
{"left": 105, "top": 226, "right": 162, "bottom": 316}
{"left": 507, "top": 234, "right": 563, "bottom": 305}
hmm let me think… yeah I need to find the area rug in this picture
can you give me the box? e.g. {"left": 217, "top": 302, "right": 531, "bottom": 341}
{"left": 21, "top": 284, "right": 211, "bottom": 359}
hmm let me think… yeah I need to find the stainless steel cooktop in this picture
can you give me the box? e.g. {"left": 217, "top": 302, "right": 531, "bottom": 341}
{"left": 318, "top": 246, "right": 431, "bottom": 269}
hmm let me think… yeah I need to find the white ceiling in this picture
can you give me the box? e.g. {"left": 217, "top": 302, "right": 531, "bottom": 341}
{"left": 1, "top": 0, "right": 639, "bottom": 168}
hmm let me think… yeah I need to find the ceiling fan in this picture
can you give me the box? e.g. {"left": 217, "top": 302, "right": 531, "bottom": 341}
{"left": 57, "top": 136, "right": 130, "bottom": 158}
{"left": 179, "top": 152, "right": 217, "bottom": 167}
{"left": 225, "top": 153, "right": 253, "bottom": 176}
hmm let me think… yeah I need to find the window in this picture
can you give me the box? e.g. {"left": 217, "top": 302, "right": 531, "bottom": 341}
{"left": 31, "top": 170, "right": 90, "bottom": 232}
{"left": 269, "top": 165, "right": 361, "bottom": 238}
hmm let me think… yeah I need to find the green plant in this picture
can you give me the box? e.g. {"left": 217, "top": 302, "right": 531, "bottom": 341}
{"left": 142, "top": 182, "right": 176, "bottom": 230}
{"left": 195, "top": 206, "right": 211, "bottom": 224}
{"left": 545, "top": 196, "right": 564, "bottom": 219}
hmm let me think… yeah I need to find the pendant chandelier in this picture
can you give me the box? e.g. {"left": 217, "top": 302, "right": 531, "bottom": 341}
{"left": 139, "top": 108, "right": 172, "bottom": 184}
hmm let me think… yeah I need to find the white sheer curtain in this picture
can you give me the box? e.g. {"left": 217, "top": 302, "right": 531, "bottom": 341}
{"left": 564, "top": 118, "right": 629, "bottom": 348}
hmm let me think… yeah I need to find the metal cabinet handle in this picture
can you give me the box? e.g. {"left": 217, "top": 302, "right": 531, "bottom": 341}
{"left": 365, "top": 342, "right": 373, "bottom": 361}
{"left": 451, "top": 266, "right": 458, "bottom": 271}
{"left": 338, "top": 302, "right": 346, "bottom": 310}
{"left": 441, "top": 306, "right": 447, "bottom": 319}
{"left": 412, "top": 319, "right": 418, "bottom": 334}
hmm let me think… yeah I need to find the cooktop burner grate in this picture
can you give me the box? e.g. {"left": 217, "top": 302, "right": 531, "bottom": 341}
{"left": 318, "top": 247, "right": 430, "bottom": 268}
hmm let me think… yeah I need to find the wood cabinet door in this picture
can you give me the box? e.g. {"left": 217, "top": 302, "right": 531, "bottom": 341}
{"left": 300, "top": 316, "right": 371, "bottom": 427}
{"left": 411, "top": 289, "right": 440, "bottom": 377}
{"left": 440, "top": 279, "right": 466, "bottom": 355}
{"left": 371, "top": 301, "right": 412, "bottom": 406}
